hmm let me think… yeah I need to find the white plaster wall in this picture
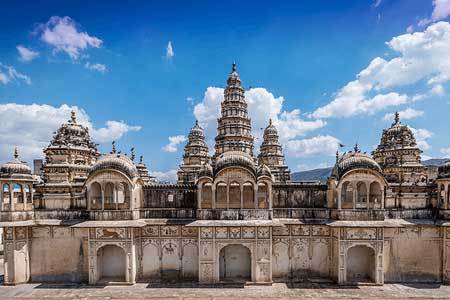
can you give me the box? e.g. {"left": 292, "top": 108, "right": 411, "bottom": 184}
{"left": 142, "top": 243, "right": 159, "bottom": 278}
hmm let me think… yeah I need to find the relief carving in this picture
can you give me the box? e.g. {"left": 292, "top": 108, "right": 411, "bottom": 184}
{"left": 346, "top": 228, "right": 376, "bottom": 240}
{"left": 242, "top": 227, "right": 256, "bottom": 239}
{"left": 229, "top": 227, "right": 241, "bottom": 239}
{"left": 257, "top": 227, "right": 270, "bottom": 239}
{"left": 215, "top": 227, "right": 228, "bottom": 239}
{"left": 200, "top": 227, "right": 213, "bottom": 239}
{"left": 182, "top": 227, "right": 198, "bottom": 237}
{"left": 161, "top": 225, "right": 180, "bottom": 237}
{"left": 142, "top": 226, "right": 159, "bottom": 237}
{"left": 291, "top": 225, "right": 309, "bottom": 236}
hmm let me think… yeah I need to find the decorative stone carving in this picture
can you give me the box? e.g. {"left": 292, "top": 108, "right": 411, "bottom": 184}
{"left": 200, "top": 227, "right": 213, "bottom": 239}
{"left": 312, "top": 226, "right": 330, "bottom": 236}
{"left": 200, "top": 241, "right": 213, "bottom": 260}
{"left": 229, "top": 227, "right": 241, "bottom": 239}
{"left": 142, "top": 226, "right": 159, "bottom": 237}
{"left": 96, "top": 228, "right": 125, "bottom": 239}
{"left": 273, "top": 226, "right": 289, "bottom": 236}
{"left": 257, "top": 227, "right": 270, "bottom": 239}
{"left": 346, "top": 228, "right": 376, "bottom": 240}
{"left": 215, "top": 227, "right": 227, "bottom": 239}
{"left": 242, "top": 227, "right": 256, "bottom": 239}
{"left": 161, "top": 226, "right": 180, "bottom": 237}
{"left": 291, "top": 225, "right": 309, "bottom": 236}
{"left": 182, "top": 227, "right": 198, "bottom": 237}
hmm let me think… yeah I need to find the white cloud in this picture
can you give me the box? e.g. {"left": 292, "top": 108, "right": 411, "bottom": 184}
{"left": 411, "top": 127, "right": 433, "bottom": 150}
{"left": 193, "top": 87, "right": 326, "bottom": 151}
{"left": 383, "top": 108, "right": 424, "bottom": 121}
{"left": 166, "top": 41, "right": 174, "bottom": 59}
{"left": 0, "top": 103, "right": 140, "bottom": 164}
{"left": 440, "top": 148, "right": 450, "bottom": 158}
{"left": 373, "top": 0, "right": 382, "bottom": 8}
{"left": 285, "top": 135, "right": 341, "bottom": 158}
{"left": 0, "top": 63, "right": 31, "bottom": 85}
{"left": 407, "top": 25, "right": 415, "bottom": 33}
{"left": 16, "top": 45, "right": 39, "bottom": 62}
{"left": 312, "top": 22, "right": 450, "bottom": 118}
{"left": 419, "top": 0, "right": 450, "bottom": 26}
{"left": 150, "top": 169, "right": 178, "bottom": 183}
{"left": 37, "top": 16, "right": 102, "bottom": 60}
{"left": 84, "top": 62, "right": 107, "bottom": 73}
{"left": 162, "top": 135, "right": 187, "bottom": 153}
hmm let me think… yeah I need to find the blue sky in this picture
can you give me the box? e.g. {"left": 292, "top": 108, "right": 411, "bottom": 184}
{"left": 1, "top": 0, "right": 450, "bottom": 181}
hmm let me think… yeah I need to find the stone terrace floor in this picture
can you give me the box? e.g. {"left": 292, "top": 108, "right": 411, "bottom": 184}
{"left": 0, "top": 282, "right": 449, "bottom": 300}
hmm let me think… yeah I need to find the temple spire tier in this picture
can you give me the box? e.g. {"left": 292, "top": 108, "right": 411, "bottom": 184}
{"left": 258, "top": 119, "right": 290, "bottom": 182}
{"left": 214, "top": 63, "right": 254, "bottom": 158}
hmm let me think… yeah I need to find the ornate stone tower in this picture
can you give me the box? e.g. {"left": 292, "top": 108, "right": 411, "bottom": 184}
{"left": 177, "top": 120, "right": 210, "bottom": 184}
{"left": 372, "top": 112, "right": 426, "bottom": 185}
{"left": 137, "top": 155, "right": 155, "bottom": 184}
{"left": 214, "top": 63, "right": 254, "bottom": 158}
{"left": 36, "top": 110, "right": 99, "bottom": 209}
{"left": 258, "top": 119, "right": 290, "bottom": 182}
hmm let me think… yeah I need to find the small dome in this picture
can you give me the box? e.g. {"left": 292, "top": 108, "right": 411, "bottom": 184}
{"left": 257, "top": 164, "right": 272, "bottom": 178}
{"left": 215, "top": 151, "right": 256, "bottom": 174}
{"left": 375, "top": 112, "right": 417, "bottom": 151}
{"left": 198, "top": 162, "right": 213, "bottom": 178}
{"left": 0, "top": 148, "right": 32, "bottom": 179}
{"left": 89, "top": 153, "right": 138, "bottom": 179}
{"left": 332, "top": 148, "right": 383, "bottom": 180}
{"left": 264, "top": 119, "right": 278, "bottom": 136}
{"left": 189, "top": 120, "right": 205, "bottom": 139}
{"left": 438, "top": 160, "right": 450, "bottom": 179}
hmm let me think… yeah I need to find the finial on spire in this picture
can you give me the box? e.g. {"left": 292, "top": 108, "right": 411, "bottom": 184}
{"left": 13, "top": 147, "right": 19, "bottom": 160}
{"left": 232, "top": 62, "right": 236, "bottom": 72}
{"left": 71, "top": 109, "right": 77, "bottom": 123}
{"left": 354, "top": 143, "right": 360, "bottom": 153}
{"left": 130, "top": 148, "right": 135, "bottom": 161}
{"left": 394, "top": 111, "right": 400, "bottom": 125}
{"left": 139, "top": 155, "right": 143, "bottom": 164}
{"left": 269, "top": 118, "right": 272, "bottom": 126}
{"left": 336, "top": 150, "right": 339, "bottom": 163}
{"left": 111, "top": 141, "right": 116, "bottom": 154}
{"left": 195, "top": 119, "right": 199, "bottom": 126}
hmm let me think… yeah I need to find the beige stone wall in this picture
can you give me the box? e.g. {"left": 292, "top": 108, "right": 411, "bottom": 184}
{"left": 30, "top": 226, "right": 88, "bottom": 282}
{"left": 272, "top": 225, "right": 331, "bottom": 280}
{"left": 383, "top": 226, "right": 442, "bottom": 282}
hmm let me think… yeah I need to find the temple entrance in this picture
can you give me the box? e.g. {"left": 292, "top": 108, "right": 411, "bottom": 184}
{"left": 219, "top": 244, "right": 251, "bottom": 282}
{"left": 97, "top": 245, "right": 126, "bottom": 282}
{"left": 346, "top": 245, "right": 375, "bottom": 283}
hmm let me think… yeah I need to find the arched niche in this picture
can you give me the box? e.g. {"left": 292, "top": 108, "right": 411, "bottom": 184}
{"left": 229, "top": 181, "right": 241, "bottom": 209}
{"left": 216, "top": 182, "right": 227, "bottom": 209}
{"left": 346, "top": 245, "right": 376, "bottom": 283}
{"left": 243, "top": 182, "right": 254, "bottom": 209}
{"left": 341, "top": 182, "right": 353, "bottom": 209}
{"left": 97, "top": 245, "right": 126, "bottom": 282}
{"left": 257, "top": 182, "right": 268, "bottom": 209}
{"left": 369, "top": 181, "right": 382, "bottom": 209}
{"left": 219, "top": 244, "right": 251, "bottom": 282}
{"left": 201, "top": 182, "right": 212, "bottom": 209}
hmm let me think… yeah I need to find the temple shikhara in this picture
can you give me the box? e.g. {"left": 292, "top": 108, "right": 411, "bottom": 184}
{"left": 1, "top": 64, "right": 450, "bottom": 286}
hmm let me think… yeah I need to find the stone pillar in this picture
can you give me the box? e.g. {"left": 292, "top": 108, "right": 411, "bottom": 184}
{"left": 366, "top": 182, "right": 370, "bottom": 210}
{"left": 226, "top": 184, "right": 230, "bottom": 209}
{"left": 212, "top": 185, "right": 216, "bottom": 209}
{"left": 254, "top": 185, "right": 258, "bottom": 209}
{"left": 101, "top": 188, "right": 105, "bottom": 210}
{"left": 352, "top": 183, "right": 357, "bottom": 209}
{"left": 197, "top": 185, "right": 202, "bottom": 209}
{"left": 240, "top": 185, "right": 244, "bottom": 209}
{"left": 445, "top": 184, "right": 449, "bottom": 210}
{"left": 337, "top": 187, "right": 342, "bottom": 210}
{"left": 381, "top": 187, "right": 385, "bottom": 209}
{"left": 9, "top": 184, "right": 14, "bottom": 211}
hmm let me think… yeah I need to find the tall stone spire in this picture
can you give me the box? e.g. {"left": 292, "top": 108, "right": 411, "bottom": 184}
{"left": 177, "top": 120, "right": 210, "bottom": 184}
{"left": 258, "top": 119, "right": 290, "bottom": 182}
{"left": 214, "top": 63, "right": 254, "bottom": 158}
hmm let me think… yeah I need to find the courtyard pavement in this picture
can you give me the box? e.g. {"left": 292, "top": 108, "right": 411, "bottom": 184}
{"left": 0, "top": 282, "right": 448, "bottom": 300}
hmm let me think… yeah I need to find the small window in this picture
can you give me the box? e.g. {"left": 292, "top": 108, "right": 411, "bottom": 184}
{"left": 168, "top": 194, "right": 174, "bottom": 202}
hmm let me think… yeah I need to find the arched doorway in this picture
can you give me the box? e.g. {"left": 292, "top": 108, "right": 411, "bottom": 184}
{"left": 97, "top": 245, "right": 126, "bottom": 282}
{"left": 346, "top": 245, "right": 375, "bottom": 283}
{"left": 219, "top": 244, "right": 251, "bottom": 282}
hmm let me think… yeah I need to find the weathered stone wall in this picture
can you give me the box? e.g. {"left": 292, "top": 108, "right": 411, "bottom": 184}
{"left": 272, "top": 224, "right": 331, "bottom": 281}
{"left": 29, "top": 226, "right": 88, "bottom": 282}
{"left": 383, "top": 226, "right": 442, "bottom": 283}
{"left": 143, "top": 185, "right": 196, "bottom": 209}
{"left": 272, "top": 184, "right": 327, "bottom": 208}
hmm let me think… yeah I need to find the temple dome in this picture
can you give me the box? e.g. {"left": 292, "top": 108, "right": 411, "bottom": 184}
{"left": 375, "top": 112, "right": 417, "bottom": 151}
{"left": 198, "top": 162, "right": 213, "bottom": 178}
{"left": 438, "top": 160, "right": 450, "bottom": 179}
{"left": 89, "top": 153, "right": 138, "bottom": 179}
{"left": 0, "top": 148, "right": 32, "bottom": 179}
{"left": 263, "top": 119, "right": 278, "bottom": 136}
{"left": 257, "top": 164, "right": 272, "bottom": 178}
{"left": 332, "top": 148, "right": 383, "bottom": 180}
{"left": 215, "top": 151, "right": 256, "bottom": 174}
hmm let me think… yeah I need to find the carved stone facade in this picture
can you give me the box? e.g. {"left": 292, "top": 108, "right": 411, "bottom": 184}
{"left": 0, "top": 64, "right": 449, "bottom": 287}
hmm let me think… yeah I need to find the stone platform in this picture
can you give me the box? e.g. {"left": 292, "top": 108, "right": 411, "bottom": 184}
{"left": 0, "top": 282, "right": 449, "bottom": 299}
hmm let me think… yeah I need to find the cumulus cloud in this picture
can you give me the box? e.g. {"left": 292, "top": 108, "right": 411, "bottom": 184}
{"left": 0, "top": 103, "right": 141, "bottom": 164}
{"left": 166, "top": 41, "right": 174, "bottom": 59}
{"left": 150, "top": 169, "right": 178, "bottom": 183}
{"left": 0, "top": 63, "right": 31, "bottom": 85}
{"left": 16, "top": 45, "right": 39, "bottom": 62}
{"left": 36, "top": 16, "right": 102, "bottom": 60}
{"left": 285, "top": 135, "right": 341, "bottom": 158}
{"left": 84, "top": 62, "right": 107, "bottom": 73}
{"left": 312, "top": 22, "right": 450, "bottom": 119}
{"left": 162, "top": 135, "right": 187, "bottom": 153}
{"left": 411, "top": 127, "right": 433, "bottom": 150}
{"left": 383, "top": 108, "right": 424, "bottom": 121}
{"left": 193, "top": 87, "right": 326, "bottom": 150}
{"left": 440, "top": 148, "right": 450, "bottom": 158}
{"left": 419, "top": 0, "right": 450, "bottom": 26}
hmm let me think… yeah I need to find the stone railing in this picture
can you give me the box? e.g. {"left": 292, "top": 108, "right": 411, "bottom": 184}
{"left": 88, "top": 210, "right": 138, "bottom": 220}
{"left": 35, "top": 209, "right": 88, "bottom": 220}
{"left": 140, "top": 208, "right": 196, "bottom": 219}
{"left": 0, "top": 211, "right": 35, "bottom": 222}
{"left": 197, "top": 209, "right": 272, "bottom": 220}
{"left": 273, "top": 208, "right": 330, "bottom": 219}
{"left": 330, "top": 208, "right": 435, "bottom": 220}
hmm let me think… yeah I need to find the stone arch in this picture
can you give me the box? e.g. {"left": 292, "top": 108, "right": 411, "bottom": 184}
{"left": 219, "top": 244, "right": 251, "bottom": 281}
{"left": 229, "top": 181, "right": 241, "bottom": 209}
{"left": 356, "top": 181, "right": 367, "bottom": 208}
{"left": 142, "top": 242, "right": 160, "bottom": 279}
{"left": 2, "top": 183, "right": 10, "bottom": 204}
{"left": 182, "top": 241, "right": 198, "bottom": 279}
{"left": 272, "top": 240, "right": 289, "bottom": 279}
{"left": 97, "top": 244, "right": 126, "bottom": 282}
{"left": 216, "top": 182, "right": 227, "bottom": 209}
{"left": 13, "top": 183, "right": 23, "bottom": 203}
{"left": 346, "top": 244, "right": 376, "bottom": 283}
{"left": 341, "top": 181, "right": 353, "bottom": 209}
{"left": 243, "top": 182, "right": 254, "bottom": 209}
{"left": 90, "top": 182, "right": 102, "bottom": 209}
{"left": 201, "top": 182, "right": 212, "bottom": 209}
{"left": 161, "top": 240, "right": 179, "bottom": 279}
{"left": 257, "top": 182, "right": 269, "bottom": 209}
{"left": 104, "top": 182, "right": 115, "bottom": 207}
{"left": 369, "top": 181, "right": 382, "bottom": 209}
{"left": 24, "top": 185, "right": 31, "bottom": 203}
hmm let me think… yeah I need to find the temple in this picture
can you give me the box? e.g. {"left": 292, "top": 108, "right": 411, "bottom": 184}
{"left": 1, "top": 64, "right": 449, "bottom": 286}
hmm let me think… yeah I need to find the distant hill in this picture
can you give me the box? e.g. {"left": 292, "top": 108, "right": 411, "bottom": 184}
{"left": 291, "top": 158, "right": 448, "bottom": 182}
